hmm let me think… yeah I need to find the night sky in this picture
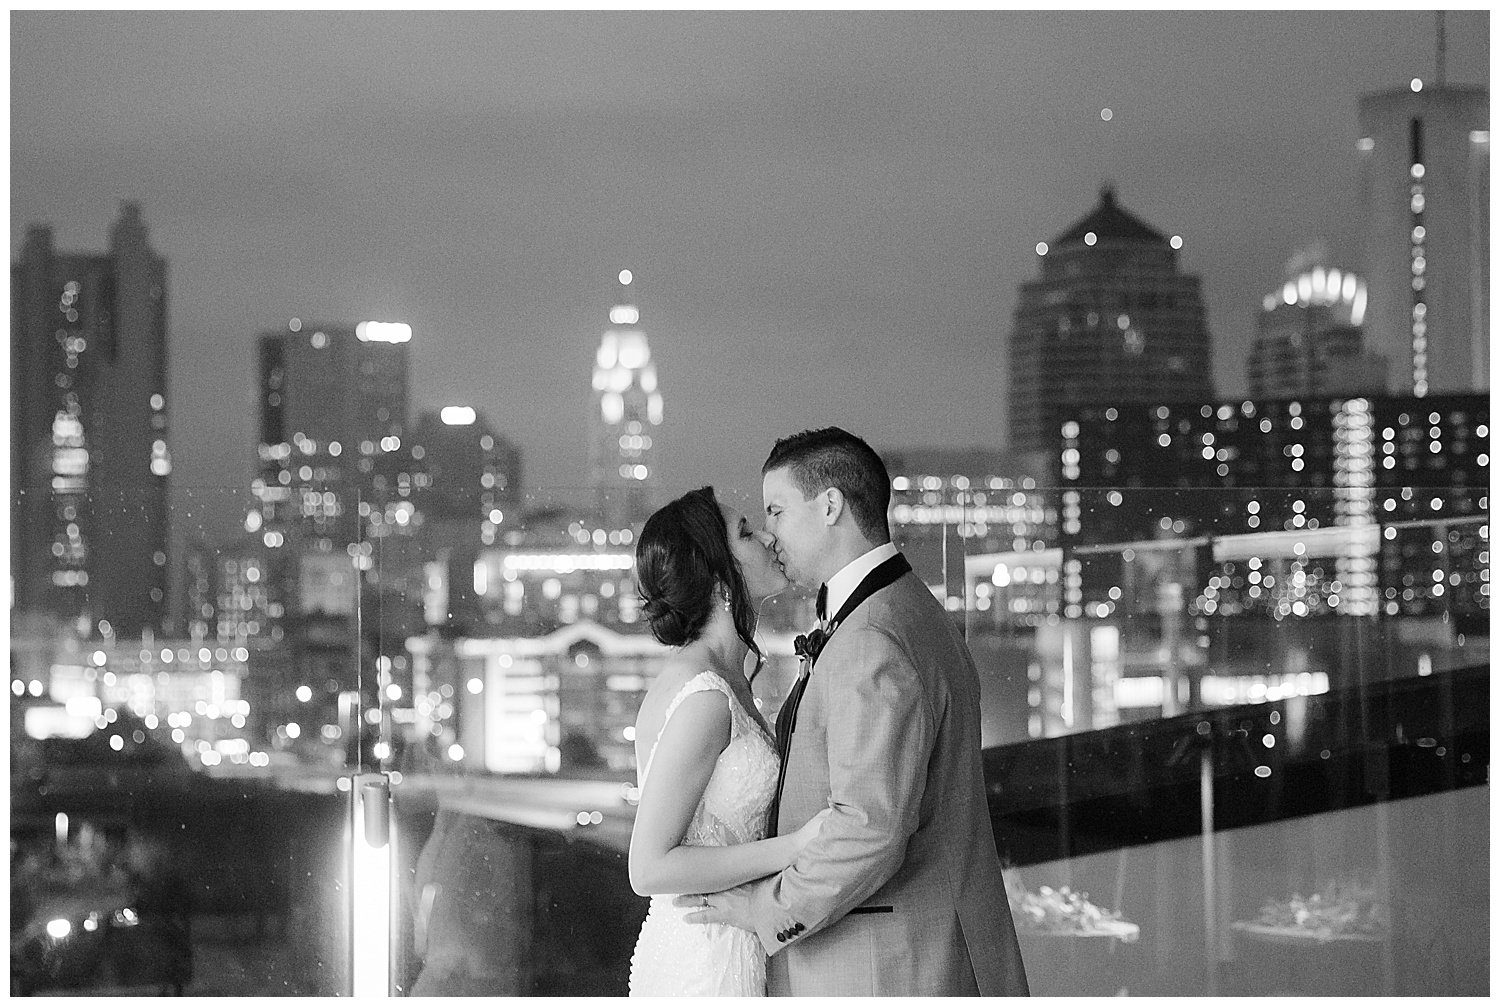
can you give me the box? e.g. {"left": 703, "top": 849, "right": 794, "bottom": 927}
{"left": 9, "top": 10, "right": 1490, "bottom": 544}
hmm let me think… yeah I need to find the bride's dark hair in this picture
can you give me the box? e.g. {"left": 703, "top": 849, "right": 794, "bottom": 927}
{"left": 635, "top": 486, "right": 763, "bottom": 673}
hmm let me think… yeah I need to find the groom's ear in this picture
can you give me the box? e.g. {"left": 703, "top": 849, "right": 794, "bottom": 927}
{"left": 822, "top": 487, "right": 845, "bottom": 526}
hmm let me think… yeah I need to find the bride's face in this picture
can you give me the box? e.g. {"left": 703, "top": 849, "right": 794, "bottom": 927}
{"left": 721, "top": 503, "right": 790, "bottom": 601}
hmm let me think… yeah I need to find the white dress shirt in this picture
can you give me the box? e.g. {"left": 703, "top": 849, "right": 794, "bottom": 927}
{"left": 821, "top": 542, "right": 900, "bottom": 625}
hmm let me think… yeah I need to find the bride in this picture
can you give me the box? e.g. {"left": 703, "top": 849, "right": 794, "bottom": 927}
{"left": 627, "top": 486, "right": 827, "bottom": 996}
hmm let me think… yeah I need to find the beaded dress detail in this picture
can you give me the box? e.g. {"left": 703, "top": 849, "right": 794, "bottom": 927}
{"left": 628, "top": 671, "right": 780, "bottom": 996}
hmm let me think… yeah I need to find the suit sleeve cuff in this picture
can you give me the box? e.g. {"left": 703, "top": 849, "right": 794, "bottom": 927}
{"left": 750, "top": 877, "right": 791, "bottom": 956}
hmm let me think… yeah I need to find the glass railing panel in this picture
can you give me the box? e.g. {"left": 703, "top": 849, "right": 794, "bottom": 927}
{"left": 13, "top": 480, "right": 1487, "bottom": 996}
{"left": 1003, "top": 781, "right": 1488, "bottom": 996}
{"left": 983, "top": 664, "right": 1487, "bottom": 996}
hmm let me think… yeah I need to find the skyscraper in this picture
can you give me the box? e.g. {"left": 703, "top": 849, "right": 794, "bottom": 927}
{"left": 253, "top": 318, "right": 412, "bottom": 564}
{"left": 11, "top": 201, "right": 170, "bottom": 637}
{"left": 248, "top": 318, "right": 418, "bottom": 741}
{"left": 411, "top": 406, "right": 521, "bottom": 633}
{"left": 1357, "top": 79, "right": 1488, "bottom": 396}
{"left": 1249, "top": 262, "right": 1388, "bottom": 398}
{"left": 588, "top": 270, "right": 662, "bottom": 530}
{"left": 1009, "top": 185, "right": 1214, "bottom": 456}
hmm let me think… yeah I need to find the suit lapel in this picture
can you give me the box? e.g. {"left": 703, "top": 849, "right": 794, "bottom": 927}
{"left": 767, "top": 552, "right": 912, "bottom": 834}
{"left": 823, "top": 553, "right": 911, "bottom": 640}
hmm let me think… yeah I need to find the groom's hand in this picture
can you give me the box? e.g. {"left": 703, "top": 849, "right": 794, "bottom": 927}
{"left": 674, "top": 881, "right": 757, "bottom": 932}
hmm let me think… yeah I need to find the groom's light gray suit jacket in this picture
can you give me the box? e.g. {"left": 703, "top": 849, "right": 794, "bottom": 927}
{"left": 749, "top": 567, "right": 1030, "bottom": 996}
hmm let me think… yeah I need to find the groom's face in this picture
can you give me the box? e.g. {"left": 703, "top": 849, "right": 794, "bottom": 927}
{"left": 761, "top": 465, "right": 829, "bottom": 589}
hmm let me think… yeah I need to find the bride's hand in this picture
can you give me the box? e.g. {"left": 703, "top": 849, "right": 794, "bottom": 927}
{"left": 791, "top": 808, "right": 832, "bottom": 852}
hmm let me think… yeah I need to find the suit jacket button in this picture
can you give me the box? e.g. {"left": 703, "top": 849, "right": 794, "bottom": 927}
{"left": 793, "top": 922, "right": 805, "bottom": 933}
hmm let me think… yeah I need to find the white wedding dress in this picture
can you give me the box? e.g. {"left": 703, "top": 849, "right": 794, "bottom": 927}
{"left": 628, "top": 671, "right": 780, "bottom": 997}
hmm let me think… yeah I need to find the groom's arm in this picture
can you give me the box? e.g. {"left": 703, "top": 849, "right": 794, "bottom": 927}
{"left": 746, "top": 622, "right": 934, "bottom": 955}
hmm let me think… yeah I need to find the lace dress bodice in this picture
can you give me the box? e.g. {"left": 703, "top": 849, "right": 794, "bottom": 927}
{"left": 628, "top": 671, "right": 780, "bottom": 996}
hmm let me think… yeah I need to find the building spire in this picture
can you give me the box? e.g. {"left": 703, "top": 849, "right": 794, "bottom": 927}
{"left": 1436, "top": 10, "right": 1446, "bottom": 88}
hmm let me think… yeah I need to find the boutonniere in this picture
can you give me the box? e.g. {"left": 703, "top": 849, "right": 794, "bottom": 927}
{"left": 793, "top": 626, "right": 829, "bottom": 663}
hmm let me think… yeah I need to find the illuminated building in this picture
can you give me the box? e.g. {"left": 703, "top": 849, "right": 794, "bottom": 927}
{"left": 1356, "top": 80, "right": 1488, "bottom": 396}
{"left": 411, "top": 407, "right": 522, "bottom": 634}
{"left": 409, "top": 621, "right": 805, "bottom": 776}
{"left": 251, "top": 318, "right": 422, "bottom": 616}
{"left": 1249, "top": 263, "right": 1388, "bottom": 398}
{"left": 472, "top": 513, "right": 642, "bottom": 637}
{"left": 411, "top": 623, "right": 664, "bottom": 774}
{"left": 7, "top": 620, "right": 263, "bottom": 770}
{"left": 251, "top": 319, "right": 419, "bottom": 744}
{"left": 1056, "top": 393, "right": 1486, "bottom": 673}
{"left": 882, "top": 447, "right": 1056, "bottom": 620}
{"left": 1009, "top": 184, "right": 1214, "bottom": 456}
{"left": 254, "top": 318, "right": 411, "bottom": 553}
{"left": 1007, "top": 392, "right": 1489, "bottom": 735}
{"left": 588, "top": 270, "right": 662, "bottom": 531}
{"left": 180, "top": 535, "right": 280, "bottom": 649}
{"left": 11, "top": 201, "right": 171, "bottom": 637}
{"left": 404, "top": 504, "right": 651, "bottom": 769}
{"left": 1369, "top": 397, "right": 1489, "bottom": 622}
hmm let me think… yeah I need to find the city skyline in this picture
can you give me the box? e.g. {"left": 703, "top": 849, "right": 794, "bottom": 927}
{"left": 10, "top": 11, "right": 1490, "bottom": 543}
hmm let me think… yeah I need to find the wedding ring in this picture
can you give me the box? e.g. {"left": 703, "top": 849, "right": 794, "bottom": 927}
{"left": 701, "top": 896, "right": 710, "bottom": 908}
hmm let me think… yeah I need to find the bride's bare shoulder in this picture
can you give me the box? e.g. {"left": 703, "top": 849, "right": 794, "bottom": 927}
{"left": 638, "top": 661, "right": 704, "bottom": 719}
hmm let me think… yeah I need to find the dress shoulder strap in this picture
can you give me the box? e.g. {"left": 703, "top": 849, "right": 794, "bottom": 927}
{"left": 641, "top": 671, "right": 736, "bottom": 789}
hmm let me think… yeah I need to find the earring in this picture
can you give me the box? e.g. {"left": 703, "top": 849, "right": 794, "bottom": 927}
{"left": 720, "top": 590, "right": 733, "bottom": 613}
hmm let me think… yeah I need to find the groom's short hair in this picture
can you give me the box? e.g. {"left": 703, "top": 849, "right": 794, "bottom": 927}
{"left": 763, "top": 427, "right": 892, "bottom": 543}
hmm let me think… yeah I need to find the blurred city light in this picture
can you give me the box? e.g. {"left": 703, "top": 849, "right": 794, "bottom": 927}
{"left": 440, "top": 405, "right": 477, "bottom": 425}
{"left": 354, "top": 320, "right": 412, "bottom": 343}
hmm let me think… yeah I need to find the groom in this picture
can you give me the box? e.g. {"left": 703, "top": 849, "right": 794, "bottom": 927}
{"left": 679, "top": 427, "right": 1029, "bottom": 996}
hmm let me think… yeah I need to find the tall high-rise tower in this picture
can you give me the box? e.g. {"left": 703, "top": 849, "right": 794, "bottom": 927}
{"left": 11, "top": 201, "right": 171, "bottom": 637}
{"left": 411, "top": 406, "right": 521, "bottom": 633}
{"left": 1357, "top": 79, "right": 1488, "bottom": 396}
{"left": 251, "top": 319, "right": 413, "bottom": 622}
{"left": 1008, "top": 185, "right": 1214, "bottom": 456}
{"left": 242, "top": 318, "right": 418, "bottom": 733}
{"left": 588, "top": 270, "right": 662, "bottom": 530}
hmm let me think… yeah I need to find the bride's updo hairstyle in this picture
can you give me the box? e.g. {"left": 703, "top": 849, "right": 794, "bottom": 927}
{"left": 635, "top": 487, "right": 762, "bottom": 668}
